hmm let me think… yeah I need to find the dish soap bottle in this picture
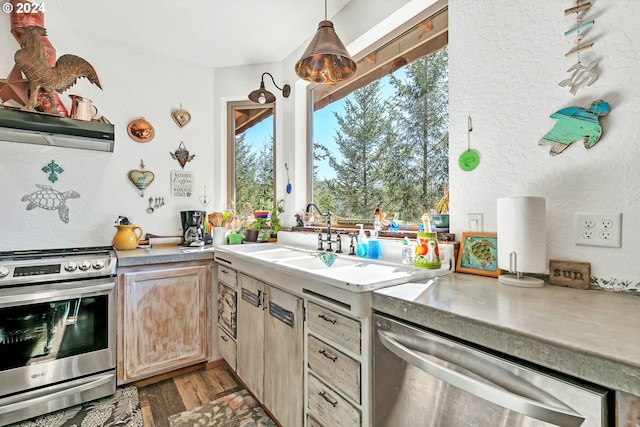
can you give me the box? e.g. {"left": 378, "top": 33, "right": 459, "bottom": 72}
{"left": 368, "top": 230, "right": 381, "bottom": 259}
{"left": 356, "top": 224, "right": 368, "bottom": 258}
{"left": 368, "top": 213, "right": 382, "bottom": 259}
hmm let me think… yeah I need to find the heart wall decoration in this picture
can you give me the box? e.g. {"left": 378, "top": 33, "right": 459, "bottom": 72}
{"left": 171, "top": 104, "right": 191, "bottom": 128}
{"left": 128, "top": 160, "right": 155, "bottom": 197}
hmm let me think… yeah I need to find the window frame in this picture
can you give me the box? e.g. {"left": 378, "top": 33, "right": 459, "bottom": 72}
{"left": 306, "top": 6, "right": 449, "bottom": 229}
{"left": 226, "top": 100, "right": 277, "bottom": 212}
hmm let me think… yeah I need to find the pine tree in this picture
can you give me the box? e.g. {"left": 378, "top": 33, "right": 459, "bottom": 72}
{"left": 385, "top": 47, "right": 449, "bottom": 220}
{"left": 316, "top": 81, "right": 390, "bottom": 219}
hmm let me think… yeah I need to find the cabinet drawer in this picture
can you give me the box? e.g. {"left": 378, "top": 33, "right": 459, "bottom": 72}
{"left": 217, "top": 265, "right": 237, "bottom": 288}
{"left": 308, "top": 335, "right": 360, "bottom": 404}
{"left": 307, "top": 302, "right": 361, "bottom": 355}
{"left": 217, "top": 326, "right": 236, "bottom": 371}
{"left": 218, "top": 282, "right": 237, "bottom": 338}
{"left": 308, "top": 373, "right": 360, "bottom": 427}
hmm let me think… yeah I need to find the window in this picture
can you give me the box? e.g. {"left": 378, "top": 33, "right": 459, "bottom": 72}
{"left": 311, "top": 8, "right": 448, "bottom": 228}
{"left": 227, "top": 101, "right": 275, "bottom": 218}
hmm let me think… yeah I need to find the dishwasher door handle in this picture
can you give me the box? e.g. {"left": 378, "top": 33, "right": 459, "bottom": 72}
{"left": 377, "top": 330, "right": 585, "bottom": 427}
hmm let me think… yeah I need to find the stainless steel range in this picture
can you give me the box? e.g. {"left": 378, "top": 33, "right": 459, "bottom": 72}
{"left": 0, "top": 247, "right": 117, "bottom": 426}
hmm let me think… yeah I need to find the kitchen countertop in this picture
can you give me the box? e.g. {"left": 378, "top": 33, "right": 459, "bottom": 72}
{"left": 116, "top": 245, "right": 215, "bottom": 267}
{"left": 373, "top": 273, "right": 640, "bottom": 395}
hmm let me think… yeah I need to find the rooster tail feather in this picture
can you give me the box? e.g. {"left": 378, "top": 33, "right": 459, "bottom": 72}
{"left": 55, "top": 54, "right": 102, "bottom": 90}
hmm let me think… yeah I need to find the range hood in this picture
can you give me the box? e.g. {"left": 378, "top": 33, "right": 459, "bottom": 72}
{"left": 0, "top": 108, "right": 115, "bottom": 152}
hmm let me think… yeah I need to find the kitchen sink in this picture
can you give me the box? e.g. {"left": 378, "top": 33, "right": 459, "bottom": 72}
{"left": 277, "top": 254, "right": 364, "bottom": 270}
{"left": 249, "top": 247, "right": 311, "bottom": 260}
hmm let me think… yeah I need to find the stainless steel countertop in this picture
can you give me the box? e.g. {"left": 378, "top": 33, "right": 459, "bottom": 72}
{"left": 373, "top": 273, "right": 640, "bottom": 395}
{"left": 116, "top": 245, "right": 215, "bottom": 267}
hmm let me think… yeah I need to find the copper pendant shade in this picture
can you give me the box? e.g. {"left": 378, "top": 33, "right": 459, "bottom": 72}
{"left": 295, "top": 19, "right": 357, "bottom": 84}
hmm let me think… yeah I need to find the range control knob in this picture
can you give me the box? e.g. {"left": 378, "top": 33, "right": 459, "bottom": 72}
{"left": 78, "top": 260, "right": 92, "bottom": 271}
{"left": 0, "top": 266, "right": 9, "bottom": 278}
{"left": 92, "top": 259, "right": 105, "bottom": 270}
{"left": 64, "top": 261, "right": 78, "bottom": 272}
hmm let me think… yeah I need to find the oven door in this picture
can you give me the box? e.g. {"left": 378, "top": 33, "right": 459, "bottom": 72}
{"left": 0, "top": 277, "right": 116, "bottom": 398}
{"left": 373, "top": 313, "right": 610, "bottom": 427}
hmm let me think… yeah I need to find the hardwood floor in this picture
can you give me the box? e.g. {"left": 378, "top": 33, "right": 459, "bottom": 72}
{"left": 137, "top": 362, "right": 243, "bottom": 427}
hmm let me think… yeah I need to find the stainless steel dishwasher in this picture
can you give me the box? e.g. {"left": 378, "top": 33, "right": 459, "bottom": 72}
{"left": 373, "top": 313, "right": 611, "bottom": 427}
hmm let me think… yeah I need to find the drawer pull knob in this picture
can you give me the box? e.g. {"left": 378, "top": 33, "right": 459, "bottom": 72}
{"left": 318, "top": 314, "right": 337, "bottom": 324}
{"left": 319, "top": 391, "right": 338, "bottom": 407}
{"left": 319, "top": 349, "right": 337, "bottom": 362}
{"left": 220, "top": 335, "right": 228, "bottom": 342}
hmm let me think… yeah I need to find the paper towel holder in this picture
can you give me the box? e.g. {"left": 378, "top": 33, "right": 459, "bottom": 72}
{"left": 498, "top": 251, "right": 544, "bottom": 287}
{"left": 497, "top": 196, "right": 546, "bottom": 288}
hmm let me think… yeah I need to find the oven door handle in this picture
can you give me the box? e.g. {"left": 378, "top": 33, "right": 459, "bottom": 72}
{"left": 0, "top": 281, "right": 114, "bottom": 306}
{"left": 0, "top": 373, "right": 113, "bottom": 415}
{"left": 377, "top": 330, "right": 585, "bottom": 427}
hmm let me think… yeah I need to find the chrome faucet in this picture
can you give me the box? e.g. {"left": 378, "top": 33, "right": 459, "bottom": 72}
{"left": 306, "top": 203, "right": 342, "bottom": 253}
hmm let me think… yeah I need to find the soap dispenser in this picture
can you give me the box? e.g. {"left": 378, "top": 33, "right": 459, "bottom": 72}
{"left": 368, "top": 214, "right": 382, "bottom": 259}
{"left": 368, "top": 230, "right": 381, "bottom": 259}
{"left": 356, "top": 224, "right": 368, "bottom": 257}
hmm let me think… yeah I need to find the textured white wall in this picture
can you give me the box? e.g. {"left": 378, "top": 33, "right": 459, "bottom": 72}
{"left": 449, "top": 1, "right": 640, "bottom": 290}
{"left": 0, "top": 10, "right": 215, "bottom": 251}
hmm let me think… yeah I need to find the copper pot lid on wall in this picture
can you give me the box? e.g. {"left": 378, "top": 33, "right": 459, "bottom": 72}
{"left": 127, "top": 118, "right": 154, "bottom": 143}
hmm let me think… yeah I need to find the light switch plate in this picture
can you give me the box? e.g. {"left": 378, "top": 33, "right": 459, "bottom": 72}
{"left": 466, "top": 213, "right": 483, "bottom": 232}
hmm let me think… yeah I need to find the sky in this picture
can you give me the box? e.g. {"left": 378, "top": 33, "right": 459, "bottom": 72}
{"left": 242, "top": 70, "right": 405, "bottom": 182}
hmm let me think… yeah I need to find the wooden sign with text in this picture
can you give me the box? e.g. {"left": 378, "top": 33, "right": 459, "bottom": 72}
{"left": 549, "top": 260, "right": 591, "bottom": 289}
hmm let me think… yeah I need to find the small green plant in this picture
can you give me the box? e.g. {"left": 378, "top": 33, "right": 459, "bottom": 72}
{"left": 270, "top": 199, "right": 285, "bottom": 235}
{"left": 249, "top": 217, "right": 268, "bottom": 230}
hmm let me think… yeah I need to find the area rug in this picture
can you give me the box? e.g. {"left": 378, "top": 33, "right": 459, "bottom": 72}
{"left": 10, "top": 385, "right": 142, "bottom": 427}
{"left": 168, "top": 389, "right": 277, "bottom": 427}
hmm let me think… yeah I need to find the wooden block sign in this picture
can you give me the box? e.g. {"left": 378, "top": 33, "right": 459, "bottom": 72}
{"left": 549, "top": 260, "right": 591, "bottom": 289}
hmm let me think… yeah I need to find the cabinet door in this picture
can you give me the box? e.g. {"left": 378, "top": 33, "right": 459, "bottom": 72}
{"left": 264, "top": 285, "right": 303, "bottom": 427}
{"left": 237, "top": 274, "right": 264, "bottom": 401}
{"left": 121, "top": 264, "right": 209, "bottom": 382}
{"left": 217, "top": 282, "right": 237, "bottom": 338}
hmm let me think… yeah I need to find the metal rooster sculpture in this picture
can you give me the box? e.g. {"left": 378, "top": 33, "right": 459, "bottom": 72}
{"left": 13, "top": 26, "right": 101, "bottom": 114}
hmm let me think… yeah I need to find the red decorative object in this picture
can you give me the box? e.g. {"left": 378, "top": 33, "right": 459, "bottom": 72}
{"left": 0, "top": 64, "right": 29, "bottom": 106}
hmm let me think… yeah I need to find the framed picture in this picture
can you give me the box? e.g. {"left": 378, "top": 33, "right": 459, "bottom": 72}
{"left": 456, "top": 232, "right": 502, "bottom": 277}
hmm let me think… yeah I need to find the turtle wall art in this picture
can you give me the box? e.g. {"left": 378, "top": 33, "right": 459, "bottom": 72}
{"left": 456, "top": 232, "right": 502, "bottom": 277}
{"left": 22, "top": 184, "right": 80, "bottom": 223}
{"left": 538, "top": 99, "right": 609, "bottom": 156}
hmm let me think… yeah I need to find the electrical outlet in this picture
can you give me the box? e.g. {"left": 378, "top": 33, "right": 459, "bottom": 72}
{"left": 576, "top": 212, "right": 622, "bottom": 248}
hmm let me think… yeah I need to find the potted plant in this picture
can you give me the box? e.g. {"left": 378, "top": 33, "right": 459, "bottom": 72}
{"left": 268, "top": 199, "right": 285, "bottom": 242}
{"left": 245, "top": 217, "right": 268, "bottom": 242}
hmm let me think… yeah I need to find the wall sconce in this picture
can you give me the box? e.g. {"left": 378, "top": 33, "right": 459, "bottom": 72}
{"left": 295, "top": 0, "right": 357, "bottom": 84}
{"left": 248, "top": 72, "right": 291, "bottom": 104}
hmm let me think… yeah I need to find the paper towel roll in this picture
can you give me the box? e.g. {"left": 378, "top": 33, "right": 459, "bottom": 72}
{"left": 497, "top": 196, "right": 546, "bottom": 274}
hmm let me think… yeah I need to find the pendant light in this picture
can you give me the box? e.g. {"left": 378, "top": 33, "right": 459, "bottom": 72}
{"left": 248, "top": 72, "right": 291, "bottom": 104}
{"left": 295, "top": 0, "right": 357, "bottom": 84}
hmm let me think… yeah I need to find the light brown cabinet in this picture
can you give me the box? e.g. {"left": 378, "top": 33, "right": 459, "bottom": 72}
{"left": 306, "top": 302, "right": 363, "bottom": 427}
{"left": 237, "top": 273, "right": 304, "bottom": 427}
{"left": 117, "top": 261, "right": 211, "bottom": 384}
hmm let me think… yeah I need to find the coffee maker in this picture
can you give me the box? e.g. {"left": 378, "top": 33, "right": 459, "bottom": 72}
{"left": 180, "top": 210, "right": 205, "bottom": 246}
